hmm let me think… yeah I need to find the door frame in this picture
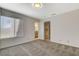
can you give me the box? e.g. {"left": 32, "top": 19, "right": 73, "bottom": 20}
{"left": 44, "top": 21, "right": 50, "bottom": 41}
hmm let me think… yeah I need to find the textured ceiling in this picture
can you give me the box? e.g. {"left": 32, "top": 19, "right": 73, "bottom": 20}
{"left": 0, "top": 3, "right": 79, "bottom": 20}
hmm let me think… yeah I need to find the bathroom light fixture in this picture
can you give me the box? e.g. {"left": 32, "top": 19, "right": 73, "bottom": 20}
{"left": 32, "top": 3, "right": 43, "bottom": 8}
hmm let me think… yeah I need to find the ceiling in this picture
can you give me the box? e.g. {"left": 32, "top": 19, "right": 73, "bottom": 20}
{"left": 0, "top": 3, "right": 79, "bottom": 20}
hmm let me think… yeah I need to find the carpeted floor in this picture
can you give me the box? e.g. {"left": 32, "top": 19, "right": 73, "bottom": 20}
{"left": 0, "top": 40, "right": 79, "bottom": 56}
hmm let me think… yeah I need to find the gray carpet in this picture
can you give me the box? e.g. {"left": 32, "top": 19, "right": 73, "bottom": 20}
{"left": 0, "top": 40, "right": 79, "bottom": 56}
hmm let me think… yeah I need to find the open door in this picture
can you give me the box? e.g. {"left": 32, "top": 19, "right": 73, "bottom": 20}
{"left": 44, "top": 21, "right": 50, "bottom": 41}
{"left": 34, "top": 22, "right": 39, "bottom": 39}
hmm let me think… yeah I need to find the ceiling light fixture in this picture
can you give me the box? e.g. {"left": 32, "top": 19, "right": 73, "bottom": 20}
{"left": 32, "top": 3, "right": 43, "bottom": 8}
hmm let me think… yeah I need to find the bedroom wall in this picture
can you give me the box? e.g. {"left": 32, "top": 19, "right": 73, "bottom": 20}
{"left": 0, "top": 8, "right": 39, "bottom": 49}
{"left": 51, "top": 9, "right": 79, "bottom": 47}
{"left": 39, "top": 9, "right": 79, "bottom": 48}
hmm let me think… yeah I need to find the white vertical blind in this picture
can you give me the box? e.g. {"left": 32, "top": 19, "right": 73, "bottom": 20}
{"left": 0, "top": 16, "right": 20, "bottom": 39}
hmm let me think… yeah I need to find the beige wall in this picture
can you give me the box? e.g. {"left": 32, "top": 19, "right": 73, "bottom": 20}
{"left": 39, "top": 9, "right": 79, "bottom": 48}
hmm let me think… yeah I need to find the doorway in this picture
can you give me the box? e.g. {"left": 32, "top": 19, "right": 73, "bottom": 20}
{"left": 34, "top": 22, "right": 39, "bottom": 39}
{"left": 44, "top": 21, "right": 50, "bottom": 41}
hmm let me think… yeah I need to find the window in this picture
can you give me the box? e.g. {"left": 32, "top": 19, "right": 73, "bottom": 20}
{"left": 0, "top": 16, "right": 20, "bottom": 39}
